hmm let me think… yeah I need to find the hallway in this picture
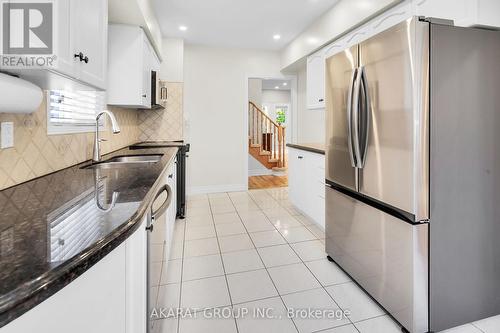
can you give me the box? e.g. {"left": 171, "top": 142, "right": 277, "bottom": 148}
{"left": 155, "top": 188, "right": 403, "bottom": 333}
{"left": 248, "top": 175, "right": 288, "bottom": 189}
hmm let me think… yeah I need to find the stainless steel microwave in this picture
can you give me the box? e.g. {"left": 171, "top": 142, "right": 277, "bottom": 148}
{"left": 151, "top": 70, "right": 167, "bottom": 109}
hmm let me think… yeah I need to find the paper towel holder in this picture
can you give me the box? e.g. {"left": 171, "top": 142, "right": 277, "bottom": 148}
{"left": 0, "top": 72, "right": 43, "bottom": 114}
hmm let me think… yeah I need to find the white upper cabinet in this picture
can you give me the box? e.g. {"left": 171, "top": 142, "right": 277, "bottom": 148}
{"left": 72, "top": 0, "right": 108, "bottom": 90}
{"left": 107, "top": 24, "right": 159, "bottom": 109}
{"left": 0, "top": 0, "right": 108, "bottom": 91}
{"left": 306, "top": 51, "right": 325, "bottom": 110}
{"left": 415, "top": 0, "right": 500, "bottom": 28}
{"left": 370, "top": 1, "right": 413, "bottom": 36}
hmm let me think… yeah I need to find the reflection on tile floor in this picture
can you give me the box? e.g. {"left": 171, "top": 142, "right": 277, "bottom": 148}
{"left": 157, "top": 188, "right": 500, "bottom": 333}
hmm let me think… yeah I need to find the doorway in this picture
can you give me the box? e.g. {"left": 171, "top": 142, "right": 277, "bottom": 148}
{"left": 247, "top": 77, "right": 295, "bottom": 189}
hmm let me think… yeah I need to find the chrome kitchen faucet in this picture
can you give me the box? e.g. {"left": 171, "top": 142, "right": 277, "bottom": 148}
{"left": 93, "top": 110, "right": 121, "bottom": 162}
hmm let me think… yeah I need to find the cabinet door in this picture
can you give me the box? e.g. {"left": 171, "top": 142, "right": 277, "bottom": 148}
{"left": 72, "top": 0, "right": 108, "bottom": 89}
{"left": 306, "top": 153, "right": 326, "bottom": 227}
{"left": 370, "top": 1, "right": 412, "bottom": 36}
{"left": 125, "top": 217, "right": 147, "bottom": 333}
{"left": 140, "top": 36, "right": 152, "bottom": 108}
{"left": 53, "top": 0, "right": 75, "bottom": 77}
{"left": 2, "top": 244, "right": 127, "bottom": 333}
{"left": 306, "top": 53, "right": 325, "bottom": 109}
{"left": 415, "top": 0, "right": 470, "bottom": 25}
{"left": 288, "top": 148, "right": 304, "bottom": 210}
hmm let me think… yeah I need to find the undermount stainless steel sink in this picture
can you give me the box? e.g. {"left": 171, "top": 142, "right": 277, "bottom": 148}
{"left": 82, "top": 154, "right": 163, "bottom": 170}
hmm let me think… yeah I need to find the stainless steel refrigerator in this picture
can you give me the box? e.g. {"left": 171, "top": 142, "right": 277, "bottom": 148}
{"left": 325, "top": 17, "right": 500, "bottom": 333}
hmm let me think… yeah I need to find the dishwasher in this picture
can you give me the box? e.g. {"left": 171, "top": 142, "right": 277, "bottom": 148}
{"left": 146, "top": 183, "right": 173, "bottom": 333}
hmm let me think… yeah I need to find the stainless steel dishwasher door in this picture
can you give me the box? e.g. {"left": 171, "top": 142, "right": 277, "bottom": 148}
{"left": 147, "top": 184, "right": 173, "bottom": 333}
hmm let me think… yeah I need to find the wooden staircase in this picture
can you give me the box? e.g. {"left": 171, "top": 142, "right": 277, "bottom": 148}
{"left": 248, "top": 101, "right": 286, "bottom": 171}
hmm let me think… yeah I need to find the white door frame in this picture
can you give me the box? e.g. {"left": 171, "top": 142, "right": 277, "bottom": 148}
{"left": 244, "top": 74, "right": 297, "bottom": 188}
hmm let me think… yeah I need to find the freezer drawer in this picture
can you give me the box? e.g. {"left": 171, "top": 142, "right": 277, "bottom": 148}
{"left": 325, "top": 186, "right": 428, "bottom": 333}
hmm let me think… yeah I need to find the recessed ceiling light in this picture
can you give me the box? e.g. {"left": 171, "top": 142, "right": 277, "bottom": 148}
{"left": 275, "top": 86, "right": 280, "bottom": 89}
{"left": 179, "top": 25, "right": 188, "bottom": 31}
{"left": 283, "top": 82, "right": 287, "bottom": 86}
{"left": 307, "top": 37, "right": 319, "bottom": 45}
{"left": 273, "top": 34, "right": 281, "bottom": 40}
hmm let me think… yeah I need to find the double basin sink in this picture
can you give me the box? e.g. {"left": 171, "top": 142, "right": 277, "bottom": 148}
{"left": 82, "top": 154, "right": 163, "bottom": 170}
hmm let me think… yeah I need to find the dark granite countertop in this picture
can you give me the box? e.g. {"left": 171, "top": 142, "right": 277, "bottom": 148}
{"left": 0, "top": 144, "right": 178, "bottom": 328}
{"left": 287, "top": 143, "right": 325, "bottom": 155}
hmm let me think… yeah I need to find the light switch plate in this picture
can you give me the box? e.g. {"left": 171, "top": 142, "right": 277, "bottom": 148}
{"left": 1, "top": 122, "right": 14, "bottom": 149}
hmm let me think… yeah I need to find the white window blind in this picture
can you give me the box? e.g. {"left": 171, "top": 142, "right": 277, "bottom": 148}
{"left": 47, "top": 90, "right": 105, "bottom": 135}
{"left": 48, "top": 188, "right": 103, "bottom": 262}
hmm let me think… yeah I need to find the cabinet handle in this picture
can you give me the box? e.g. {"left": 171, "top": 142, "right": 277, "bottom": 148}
{"left": 142, "top": 94, "right": 147, "bottom": 98}
{"left": 168, "top": 173, "right": 173, "bottom": 178}
{"left": 74, "top": 52, "right": 84, "bottom": 61}
{"left": 151, "top": 184, "right": 172, "bottom": 220}
{"left": 83, "top": 56, "right": 89, "bottom": 64}
{"left": 160, "top": 87, "right": 168, "bottom": 100}
{"left": 298, "top": 156, "right": 304, "bottom": 159}
{"left": 146, "top": 225, "right": 154, "bottom": 232}
{"left": 318, "top": 98, "right": 324, "bottom": 102}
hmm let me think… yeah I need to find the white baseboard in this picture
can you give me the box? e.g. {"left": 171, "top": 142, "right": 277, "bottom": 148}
{"left": 248, "top": 169, "right": 273, "bottom": 176}
{"left": 188, "top": 183, "right": 248, "bottom": 195}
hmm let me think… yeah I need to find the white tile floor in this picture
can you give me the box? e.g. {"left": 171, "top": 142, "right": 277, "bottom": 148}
{"left": 159, "top": 188, "right": 500, "bottom": 333}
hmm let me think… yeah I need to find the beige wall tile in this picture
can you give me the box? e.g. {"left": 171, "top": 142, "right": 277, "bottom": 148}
{"left": 138, "top": 82, "right": 184, "bottom": 142}
{"left": 0, "top": 82, "right": 183, "bottom": 190}
{"left": 0, "top": 94, "right": 140, "bottom": 190}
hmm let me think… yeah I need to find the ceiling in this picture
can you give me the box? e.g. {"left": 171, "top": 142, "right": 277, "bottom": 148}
{"left": 152, "top": 0, "right": 339, "bottom": 50}
{"left": 262, "top": 79, "right": 292, "bottom": 90}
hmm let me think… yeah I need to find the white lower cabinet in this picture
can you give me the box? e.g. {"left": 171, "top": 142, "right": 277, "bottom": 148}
{"left": 2, "top": 242, "right": 128, "bottom": 333}
{"left": 2, "top": 216, "right": 152, "bottom": 333}
{"left": 288, "top": 147, "right": 325, "bottom": 228}
{"left": 126, "top": 217, "right": 148, "bottom": 333}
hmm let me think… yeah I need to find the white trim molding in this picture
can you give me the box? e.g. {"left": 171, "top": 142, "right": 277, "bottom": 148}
{"left": 187, "top": 184, "right": 248, "bottom": 195}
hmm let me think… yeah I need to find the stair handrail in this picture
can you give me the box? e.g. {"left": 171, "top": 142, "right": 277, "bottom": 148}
{"left": 248, "top": 101, "right": 287, "bottom": 168}
{"left": 249, "top": 101, "right": 283, "bottom": 129}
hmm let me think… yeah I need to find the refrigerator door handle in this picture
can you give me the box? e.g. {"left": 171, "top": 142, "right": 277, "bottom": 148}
{"left": 347, "top": 68, "right": 358, "bottom": 168}
{"left": 358, "top": 66, "right": 370, "bottom": 168}
{"left": 352, "top": 67, "right": 363, "bottom": 168}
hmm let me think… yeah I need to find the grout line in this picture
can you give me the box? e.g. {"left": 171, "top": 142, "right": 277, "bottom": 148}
{"left": 470, "top": 322, "right": 487, "bottom": 333}
{"left": 312, "top": 323, "right": 359, "bottom": 333}
{"left": 254, "top": 188, "right": 361, "bottom": 330}
{"left": 185, "top": 188, "right": 385, "bottom": 333}
{"left": 175, "top": 219, "right": 186, "bottom": 333}
{"left": 228, "top": 191, "right": 300, "bottom": 333}
{"left": 207, "top": 193, "right": 240, "bottom": 333}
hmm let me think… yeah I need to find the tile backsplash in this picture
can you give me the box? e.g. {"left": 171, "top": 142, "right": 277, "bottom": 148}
{"left": 138, "top": 82, "right": 184, "bottom": 142}
{"left": 0, "top": 82, "right": 184, "bottom": 190}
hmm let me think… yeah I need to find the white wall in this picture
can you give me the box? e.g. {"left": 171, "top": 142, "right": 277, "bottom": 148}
{"left": 296, "top": 63, "right": 325, "bottom": 144}
{"left": 248, "top": 78, "right": 262, "bottom": 106}
{"left": 160, "top": 38, "right": 184, "bottom": 82}
{"left": 261, "top": 90, "right": 291, "bottom": 105}
{"left": 248, "top": 155, "right": 272, "bottom": 176}
{"left": 109, "top": 0, "right": 163, "bottom": 59}
{"left": 184, "top": 44, "right": 283, "bottom": 194}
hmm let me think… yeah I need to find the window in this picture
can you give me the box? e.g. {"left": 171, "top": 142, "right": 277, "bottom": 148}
{"left": 47, "top": 90, "right": 105, "bottom": 135}
{"left": 47, "top": 188, "right": 102, "bottom": 262}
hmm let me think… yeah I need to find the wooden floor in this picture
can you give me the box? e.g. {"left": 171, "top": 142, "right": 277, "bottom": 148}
{"left": 248, "top": 175, "right": 288, "bottom": 189}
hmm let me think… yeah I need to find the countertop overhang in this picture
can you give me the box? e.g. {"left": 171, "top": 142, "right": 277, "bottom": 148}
{"left": 0, "top": 144, "right": 178, "bottom": 328}
{"left": 286, "top": 143, "right": 325, "bottom": 155}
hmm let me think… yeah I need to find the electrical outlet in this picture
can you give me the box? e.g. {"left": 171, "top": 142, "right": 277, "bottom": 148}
{"left": 1, "top": 122, "right": 14, "bottom": 149}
